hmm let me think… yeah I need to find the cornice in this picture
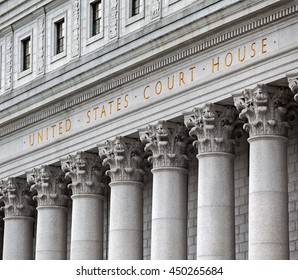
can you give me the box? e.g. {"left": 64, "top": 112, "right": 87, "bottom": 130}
{"left": 0, "top": 3, "right": 298, "bottom": 138}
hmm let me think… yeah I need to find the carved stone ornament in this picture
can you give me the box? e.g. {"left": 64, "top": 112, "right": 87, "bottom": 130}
{"left": 151, "top": 0, "right": 161, "bottom": 19}
{"left": 98, "top": 137, "right": 145, "bottom": 182}
{"left": 60, "top": 152, "right": 105, "bottom": 195}
{"left": 0, "top": 178, "right": 35, "bottom": 218}
{"left": 286, "top": 72, "right": 298, "bottom": 98}
{"left": 139, "top": 120, "right": 189, "bottom": 169}
{"left": 234, "top": 84, "right": 296, "bottom": 138}
{"left": 37, "top": 15, "right": 45, "bottom": 75}
{"left": 72, "top": 0, "right": 80, "bottom": 58}
{"left": 26, "top": 165, "right": 68, "bottom": 207}
{"left": 184, "top": 103, "right": 241, "bottom": 155}
{"left": 109, "top": 0, "right": 118, "bottom": 39}
{"left": 5, "top": 33, "right": 13, "bottom": 91}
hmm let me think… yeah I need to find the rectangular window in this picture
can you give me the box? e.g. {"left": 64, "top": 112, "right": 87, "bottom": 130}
{"left": 55, "top": 19, "right": 65, "bottom": 54}
{"left": 92, "top": 1, "right": 103, "bottom": 36}
{"left": 132, "top": 0, "right": 140, "bottom": 17}
{"left": 22, "top": 37, "right": 31, "bottom": 71}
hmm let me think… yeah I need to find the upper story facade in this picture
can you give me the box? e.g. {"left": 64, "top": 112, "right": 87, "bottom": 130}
{"left": 0, "top": 0, "right": 225, "bottom": 96}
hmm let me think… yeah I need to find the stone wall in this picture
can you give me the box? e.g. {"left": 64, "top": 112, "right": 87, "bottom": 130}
{"left": 288, "top": 119, "right": 298, "bottom": 260}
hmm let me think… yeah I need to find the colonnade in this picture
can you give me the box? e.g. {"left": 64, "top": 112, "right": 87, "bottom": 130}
{"left": 0, "top": 82, "right": 297, "bottom": 260}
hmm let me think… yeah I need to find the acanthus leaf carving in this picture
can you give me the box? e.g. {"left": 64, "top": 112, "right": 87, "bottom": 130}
{"left": 286, "top": 72, "right": 298, "bottom": 103}
{"left": 60, "top": 152, "right": 106, "bottom": 195}
{"left": 234, "top": 84, "right": 297, "bottom": 138}
{"left": 98, "top": 136, "right": 145, "bottom": 182}
{"left": 26, "top": 165, "right": 68, "bottom": 207}
{"left": 139, "top": 120, "right": 189, "bottom": 169}
{"left": 0, "top": 178, "right": 35, "bottom": 218}
{"left": 184, "top": 103, "right": 241, "bottom": 154}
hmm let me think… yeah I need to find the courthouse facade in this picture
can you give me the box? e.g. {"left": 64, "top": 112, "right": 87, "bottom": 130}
{"left": 1, "top": 0, "right": 298, "bottom": 260}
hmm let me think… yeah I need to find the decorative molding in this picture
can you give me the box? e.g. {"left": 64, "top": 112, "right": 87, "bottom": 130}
{"left": 60, "top": 152, "right": 106, "bottom": 195}
{"left": 1, "top": 4, "right": 298, "bottom": 137}
{"left": 71, "top": 0, "right": 80, "bottom": 58}
{"left": 37, "top": 15, "right": 45, "bottom": 75}
{"left": 5, "top": 33, "right": 13, "bottom": 91}
{"left": 26, "top": 165, "right": 68, "bottom": 207}
{"left": 151, "top": 0, "right": 161, "bottom": 19}
{"left": 234, "top": 84, "right": 296, "bottom": 138}
{"left": 109, "top": 0, "right": 118, "bottom": 39}
{"left": 0, "top": 178, "right": 35, "bottom": 218}
{"left": 139, "top": 120, "right": 189, "bottom": 169}
{"left": 98, "top": 136, "right": 145, "bottom": 182}
{"left": 184, "top": 103, "right": 241, "bottom": 154}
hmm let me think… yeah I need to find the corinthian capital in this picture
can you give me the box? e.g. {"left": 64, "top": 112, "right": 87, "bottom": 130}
{"left": 26, "top": 165, "right": 68, "bottom": 207}
{"left": 139, "top": 120, "right": 189, "bottom": 169}
{"left": 286, "top": 72, "right": 298, "bottom": 103}
{"left": 0, "top": 178, "right": 35, "bottom": 218}
{"left": 98, "top": 137, "right": 145, "bottom": 182}
{"left": 234, "top": 84, "right": 296, "bottom": 138}
{"left": 184, "top": 103, "right": 239, "bottom": 154}
{"left": 60, "top": 152, "right": 105, "bottom": 195}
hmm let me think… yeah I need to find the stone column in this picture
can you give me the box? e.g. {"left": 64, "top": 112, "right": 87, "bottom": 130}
{"left": 139, "top": 121, "right": 189, "bottom": 259}
{"left": 27, "top": 165, "right": 68, "bottom": 260}
{"left": 184, "top": 104, "right": 239, "bottom": 259}
{"left": 99, "top": 137, "right": 144, "bottom": 260}
{"left": 0, "top": 203, "right": 4, "bottom": 260}
{"left": 61, "top": 152, "right": 105, "bottom": 260}
{"left": 234, "top": 84, "right": 295, "bottom": 259}
{"left": 0, "top": 178, "right": 35, "bottom": 260}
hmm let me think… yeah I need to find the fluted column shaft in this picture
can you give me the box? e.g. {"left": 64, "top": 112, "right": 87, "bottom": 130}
{"left": 235, "top": 85, "right": 295, "bottom": 259}
{"left": 0, "top": 178, "right": 35, "bottom": 260}
{"left": 184, "top": 104, "right": 237, "bottom": 259}
{"left": 99, "top": 137, "right": 144, "bottom": 260}
{"left": 140, "top": 121, "right": 188, "bottom": 259}
{"left": 61, "top": 152, "right": 105, "bottom": 260}
{"left": 27, "top": 165, "right": 68, "bottom": 260}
